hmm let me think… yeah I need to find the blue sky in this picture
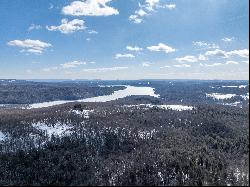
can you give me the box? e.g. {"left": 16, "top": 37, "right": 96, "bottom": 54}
{"left": 0, "top": 0, "right": 249, "bottom": 80}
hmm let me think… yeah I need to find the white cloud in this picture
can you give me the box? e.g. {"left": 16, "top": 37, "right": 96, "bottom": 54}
{"left": 243, "top": 60, "right": 249, "bottom": 64}
{"left": 176, "top": 54, "right": 208, "bottom": 63}
{"left": 205, "top": 49, "right": 249, "bottom": 59}
{"left": 142, "top": 62, "right": 152, "bottom": 67}
{"left": 61, "top": 61, "right": 87, "bottom": 69}
{"left": 160, "top": 65, "right": 171, "bottom": 69}
{"left": 193, "top": 41, "right": 219, "bottom": 49}
{"left": 147, "top": 43, "right": 175, "bottom": 53}
{"left": 7, "top": 39, "right": 52, "bottom": 54}
{"left": 145, "top": 0, "right": 160, "bottom": 11}
{"left": 87, "top": 30, "right": 98, "bottom": 34}
{"left": 126, "top": 46, "right": 143, "bottom": 52}
{"left": 200, "top": 63, "right": 223, "bottom": 67}
{"left": 62, "top": 0, "right": 119, "bottom": 16}
{"left": 225, "top": 60, "right": 239, "bottom": 65}
{"left": 221, "top": 37, "right": 234, "bottom": 42}
{"left": 205, "top": 49, "right": 229, "bottom": 58}
{"left": 174, "top": 64, "right": 191, "bottom": 68}
{"left": 176, "top": 55, "right": 198, "bottom": 63}
{"left": 198, "top": 54, "right": 208, "bottom": 61}
{"left": 129, "top": 14, "right": 143, "bottom": 24}
{"left": 227, "top": 49, "right": 249, "bottom": 58}
{"left": 28, "top": 24, "right": 42, "bottom": 31}
{"left": 46, "top": 19, "right": 86, "bottom": 34}
{"left": 162, "top": 4, "right": 176, "bottom": 10}
{"left": 145, "top": 0, "right": 176, "bottom": 11}
{"left": 115, "top": 53, "right": 135, "bottom": 59}
{"left": 129, "top": 1, "right": 176, "bottom": 24}
{"left": 136, "top": 9, "right": 148, "bottom": 17}
{"left": 82, "top": 66, "right": 128, "bottom": 72}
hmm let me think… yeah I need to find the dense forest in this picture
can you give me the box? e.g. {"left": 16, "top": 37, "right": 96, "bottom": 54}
{"left": 0, "top": 80, "right": 249, "bottom": 186}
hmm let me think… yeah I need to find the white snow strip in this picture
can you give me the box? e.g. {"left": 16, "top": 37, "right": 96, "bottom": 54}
{"left": 124, "top": 104, "right": 194, "bottom": 111}
{"left": 223, "top": 102, "right": 242, "bottom": 107}
{"left": 222, "top": 86, "right": 239, "bottom": 88}
{"left": 158, "top": 105, "right": 194, "bottom": 111}
{"left": 222, "top": 85, "right": 248, "bottom": 89}
{"left": 27, "top": 100, "right": 75, "bottom": 109}
{"left": 206, "top": 93, "right": 237, "bottom": 100}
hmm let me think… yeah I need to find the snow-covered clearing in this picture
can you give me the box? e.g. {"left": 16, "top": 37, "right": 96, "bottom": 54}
{"left": 32, "top": 122, "right": 73, "bottom": 138}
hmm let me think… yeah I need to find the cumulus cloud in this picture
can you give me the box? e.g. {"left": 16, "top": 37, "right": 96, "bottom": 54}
{"left": 28, "top": 24, "right": 42, "bottom": 31}
{"left": 82, "top": 66, "right": 128, "bottom": 72}
{"left": 176, "top": 54, "right": 208, "bottom": 63}
{"left": 60, "top": 61, "right": 87, "bottom": 68}
{"left": 198, "top": 54, "right": 208, "bottom": 61}
{"left": 126, "top": 46, "right": 143, "bottom": 52}
{"left": 205, "top": 49, "right": 249, "bottom": 59}
{"left": 205, "top": 49, "right": 229, "bottom": 58}
{"left": 62, "top": 0, "right": 119, "bottom": 16}
{"left": 46, "top": 19, "right": 86, "bottom": 34}
{"left": 115, "top": 53, "right": 135, "bottom": 59}
{"left": 227, "top": 49, "right": 249, "bottom": 58}
{"left": 173, "top": 64, "right": 191, "bottom": 68}
{"left": 147, "top": 43, "right": 175, "bottom": 53}
{"left": 7, "top": 39, "right": 52, "bottom": 54}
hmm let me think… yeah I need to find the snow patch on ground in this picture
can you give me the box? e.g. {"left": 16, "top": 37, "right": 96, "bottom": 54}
{"left": 239, "top": 85, "right": 248, "bottom": 89}
{"left": 70, "top": 109, "right": 94, "bottom": 118}
{"left": 124, "top": 104, "right": 194, "bottom": 111}
{"left": 206, "top": 93, "right": 237, "bottom": 100}
{"left": 0, "top": 131, "right": 6, "bottom": 141}
{"left": 211, "top": 85, "right": 248, "bottom": 89}
{"left": 138, "top": 129, "right": 157, "bottom": 139}
{"left": 241, "top": 93, "right": 249, "bottom": 100}
{"left": 223, "top": 102, "right": 242, "bottom": 107}
{"left": 32, "top": 122, "right": 73, "bottom": 138}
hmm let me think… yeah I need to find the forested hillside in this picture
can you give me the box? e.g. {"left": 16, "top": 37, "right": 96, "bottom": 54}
{"left": 0, "top": 97, "right": 249, "bottom": 185}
